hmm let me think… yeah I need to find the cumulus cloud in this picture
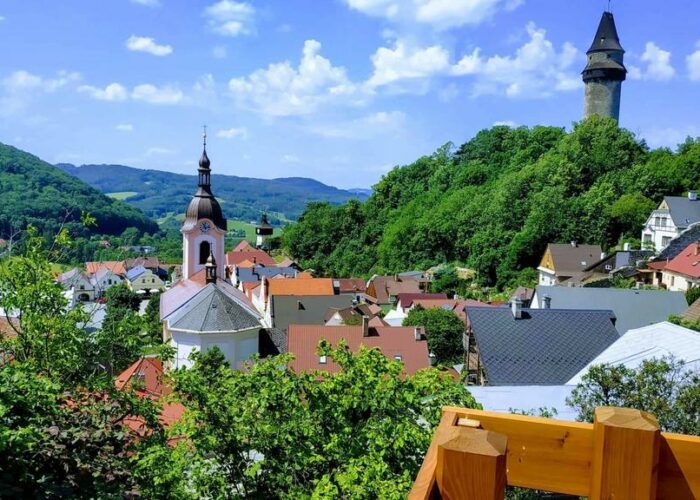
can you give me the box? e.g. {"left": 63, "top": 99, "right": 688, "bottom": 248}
{"left": 687, "top": 42, "right": 700, "bottom": 81}
{"left": 343, "top": 0, "right": 521, "bottom": 30}
{"left": 628, "top": 42, "right": 675, "bottom": 81}
{"left": 367, "top": 41, "right": 450, "bottom": 87}
{"left": 204, "top": 0, "right": 255, "bottom": 37}
{"left": 116, "top": 123, "right": 134, "bottom": 132}
{"left": 131, "top": 84, "right": 184, "bottom": 104}
{"left": 307, "top": 111, "right": 405, "bottom": 139}
{"left": 217, "top": 127, "right": 248, "bottom": 139}
{"left": 452, "top": 23, "right": 582, "bottom": 98}
{"left": 228, "top": 39, "right": 362, "bottom": 116}
{"left": 3, "top": 70, "right": 80, "bottom": 93}
{"left": 78, "top": 83, "right": 129, "bottom": 101}
{"left": 126, "top": 35, "right": 173, "bottom": 56}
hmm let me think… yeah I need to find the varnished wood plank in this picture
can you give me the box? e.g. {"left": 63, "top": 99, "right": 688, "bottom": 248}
{"left": 657, "top": 432, "right": 700, "bottom": 500}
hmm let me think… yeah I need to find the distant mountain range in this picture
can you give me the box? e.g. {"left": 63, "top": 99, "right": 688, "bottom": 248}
{"left": 57, "top": 163, "right": 370, "bottom": 224}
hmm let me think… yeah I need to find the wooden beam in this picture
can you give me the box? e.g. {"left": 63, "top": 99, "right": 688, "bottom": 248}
{"left": 657, "top": 432, "right": 700, "bottom": 499}
{"left": 589, "top": 407, "right": 660, "bottom": 500}
{"left": 436, "top": 426, "right": 507, "bottom": 500}
{"left": 409, "top": 411, "right": 459, "bottom": 500}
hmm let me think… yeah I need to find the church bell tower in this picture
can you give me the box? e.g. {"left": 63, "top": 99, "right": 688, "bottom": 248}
{"left": 181, "top": 130, "right": 227, "bottom": 280}
{"left": 582, "top": 11, "right": 627, "bottom": 121}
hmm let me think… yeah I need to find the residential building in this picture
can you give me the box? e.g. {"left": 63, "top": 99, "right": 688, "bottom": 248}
{"left": 258, "top": 276, "right": 335, "bottom": 323}
{"left": 531, "top": 285, "right": 687, "bottom": 335}
{"left": 287, "top": 324, "right": 431, "bottom": 375}
{"left": 465, "top": 303, "right": 620, "bottom": 386}
{"left": 57, "top": 268, "right": 95, "bottom": 303}
{"left": 226, "top": 249, "right": 277, "bottom": 269}
{"left": 366, "top": 274, "right": 422, "bottom": 305}
{"left": 86, "top": 260, "right": 127, "bottom": 276}
{"left": 324, "top": 302, "right": 384, "bottom": 326}
{"left": 659, "top": 241, "right": 700, "bottom": 291}
{"left": 90, "top": 266, "right": 124, "bottom": 298}
{"left": 396, "top": 293, "right": 448, "bottom": 313}
{"left": 567, "top": 321, "right": 700, "bottom": 385}
{"left": 255, "top": 213, "right": 274, "bottom": 250}
{"left": 336, "top": 278, "right": 367, "bottom": 295}
{"left": 235, "top": 265, "right": 298, "bottom": 289}
{"left": 564, "top": 247, "right": 655, "bottom": 286}
{"left": 537, "top": 243, "right": 604, "bottom": 286}
{"left": 269, "top": 294, "right": 354, "bottom": 332}
{"left": 642, "top": 193, "right": 700, "bottom": 252}
{"left": 126, "top": 266, "right": 165, "bottom": 294}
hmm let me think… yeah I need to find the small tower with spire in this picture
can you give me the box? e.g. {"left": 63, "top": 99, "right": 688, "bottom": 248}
{"left": 255, "top": 212, "right": 274, "bottom": 250}
{"left": 205, "top": 250, "right": 217, "bottom": 284}
{"left": 582, "top": 10, "right": 627, "bottom": 121}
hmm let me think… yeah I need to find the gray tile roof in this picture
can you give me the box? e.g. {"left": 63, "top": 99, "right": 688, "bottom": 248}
{"left": 468, "top": 307, "right": 620, "bottom": 386}
{"left": 259, "top": 328, "right": 288, "bottom": 356}
{"left": 169, "top": 284, "right": 262, "bottom": 333}
{"left": 664, "top": 196, "right": 700, "bottom": 229}
{"left": 533, "top": 286, "right": 688, "bottom": 335}
{"left": 654, "top": 222, "right": 700, "bottom": 262}
{"left": 545, "top": 244, "right": 603, "bottom": 276}
{"left": 236, "top": 266, "right": 298, "bottom": 284}
{"left": 271, "top": 295, "right": 355, "bottom": 332}
{"left": 126, "top": 266, "right": 147, "bottom": 281}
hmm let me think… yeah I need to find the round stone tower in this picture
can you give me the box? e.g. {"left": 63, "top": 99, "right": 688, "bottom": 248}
{"left": 582, "top": 11, "right": 627, "bottom": 122}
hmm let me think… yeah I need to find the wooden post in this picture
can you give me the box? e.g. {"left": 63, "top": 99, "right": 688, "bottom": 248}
{"left": 436, "top": 426, "right": 507, "bottom": 500}
{"left": 589, "top": 407, "right": 661, "bottom": 500}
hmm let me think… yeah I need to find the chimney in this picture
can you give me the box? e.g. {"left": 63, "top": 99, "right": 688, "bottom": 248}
{"left": 689, "top": 190, "right": 697, "bottom": 201}
{"left": 570, "top": 241, "right": 577, "bottom": 248}
{"left": 600, "top": 252, "right": 606, "bottom": 260}
{"left": 543, "top": 295, "right": 551, "bottom": 309}
{"left": 362, "top": 315, "right": 370, "bottom": 337}
{"left": 511, "top": 297, "right": 523, "bottom": 319}
{"left": 414, "top": 327, "right": 423, "bottom": 341}
{"left": 623, "top": 242, "right": 631, "bottom": 251}
{"left": 429, "top": 351, "right": 437, "bottom": 367}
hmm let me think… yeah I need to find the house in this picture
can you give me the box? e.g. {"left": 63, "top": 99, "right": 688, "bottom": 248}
{"left": 567, "top": 321, "right": 700, "bottom": 385}
{"left": 564, "top": 247, "right": 655, "bottom": 286}
{"left": 537, "top": 242, "right": 604, "bottom": 286}
{"left": 287, "top": 323, "right": 431, "bottom": 375}
{"left": 57, "top": 268, "right": 95, "bottom": 303}
{"left": 465, "top": 302, "right": 620, "bottom": 386}
{"left": 125, "top": 256, "right": 167, "bottom": 279}
{"left": 258, "top": 276, "right": 335, "bottom": 323}
{"left": 269, "top": 294, "right": 355, "bottom": 332}
{"left": 531, "top": 285, "right": 688, "bottom": 335}
{"left": 226, "top": 249, "right": 276, "bottom": 268}
{"left": 336, "top": 278, "right": 367, "bottom": 295}
{"left": 126, "top": 266, "right": 165, "bottom": 294}
{"left": 324, "top": 302, "right": 384, "bottom": 326}
{"left": 658, "top": 241, "right": 700, "bottom": 291}
{"left": 642, "top": 192, "right": 700, "bottom": 252}
{"left": 396, "top": 293, "right": 448, "bottom": 313}
{"left": 86, "top": 261, "right": 127, "bottom": 276}
{"left": 231, "top": 240, "right": 255, "bottom": 253}
{"left": 235, "top": 266, "right": 298, "bottom": 289}
{"left": 365, "top": 275, "right": 422, "bottom": 306}
{"left": 90, "top": 266, "right": 124, "bottom": 298}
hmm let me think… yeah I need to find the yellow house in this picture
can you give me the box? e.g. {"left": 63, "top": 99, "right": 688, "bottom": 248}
{"left": 126, "top": 266, "right": 165, "bottom": 294}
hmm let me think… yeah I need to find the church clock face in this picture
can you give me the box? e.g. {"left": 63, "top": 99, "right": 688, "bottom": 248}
{"left": 199, "top": 222, "right": 212, "bottom": 233}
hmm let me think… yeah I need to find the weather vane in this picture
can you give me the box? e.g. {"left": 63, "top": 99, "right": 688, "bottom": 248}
{"left": 202, "top": 125, "right": 207, "bottom": 147}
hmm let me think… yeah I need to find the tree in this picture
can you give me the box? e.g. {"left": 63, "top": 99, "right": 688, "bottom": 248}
{"left": 431, "top": 267, "right": 461, "bottom": 297}
{"left": 134, "top": 344, "right": 479, "bottom": 498}
{"left": 567, "top": 358, "right": 700, "bottom": 435}
{"left": 686, "top": 287, "right": 700, "bottom": 306}
{"left": 143, "top": 291, "right": 163, "bottom": 344}
{"left": 403, "top": 306, "right": 465, "bottom": 365}
{"left": 105, "top": 283, "right": 141, "bottom": 312}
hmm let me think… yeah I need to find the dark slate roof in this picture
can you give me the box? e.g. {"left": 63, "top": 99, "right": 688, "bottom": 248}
{"left": 654, "top": 222, "right": 700, "bottom": 262}
{"left": 259, "top": 328, "right": 288, "bottom": 356}
{"left": 236, "top": 266, "right": 298, "bottom": 284}
{"left": 271, "top": 294, "right": 355, "bottom": 332}
{"left": 587, "top": 12, "right": 624, "bottom": 53}
{"left": 468, "top": 307, "right": 620, "bottom": 386}
{"left": 533, "top": 286, "right": 688, "bottom": 335}
{"left": 664, "top": 196, "right": 700, "bottom": 229}
{"left": 126, "top": 266, "right": 147, "bottom": 281}
{"left": 545, "top": 244, "right": 603, "bottom": 276}
{"left": 169, "top": 284, "right": 262, "bottom": 333}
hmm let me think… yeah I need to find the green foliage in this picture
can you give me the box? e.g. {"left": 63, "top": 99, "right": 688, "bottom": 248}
{"left": 284, "top": 118, "right": 700, "bottom": 287}
{"left": 135, "top": 343, "right": 479, "bottom": 498}
{"left": 105, "top": 283, "right": 141, "bottom": 312}
{"left": 567, "top": 358, "right": 700, "bottom": 435}
{"left": 144, "top": 292, "right": 163, "bottom": 344}
{"left": 403, "top": 306, "right": 465, "bottom": 365}
{"left": 686, "top": 287, "right": 700, "bottom": 306}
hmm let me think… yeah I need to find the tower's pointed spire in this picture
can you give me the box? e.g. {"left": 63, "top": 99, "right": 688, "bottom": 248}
{"left": 205, "top": 248, "right": 217, "bottom": 284}
{"left": 588, "top": 11, "right": 624, "bottom": 53}
{"left": 199, "top": 125, "right": 211, "bottom": 170}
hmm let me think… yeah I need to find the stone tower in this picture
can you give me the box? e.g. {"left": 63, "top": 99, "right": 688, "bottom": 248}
{"left": 582, "top": 11, "right": 627, "bottom": 121}
{"left": 255, "top": 213, "right": 273, "bottom": 250}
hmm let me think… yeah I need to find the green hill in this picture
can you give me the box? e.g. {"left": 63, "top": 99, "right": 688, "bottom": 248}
{"left": 282, "top": 118, "right": 700, "bottom": 287}
{"left": 57, "top": 163, "right": 368, "bottom": 224}
{"left": 0, "top": 143, "right": 159, "bottom": 240}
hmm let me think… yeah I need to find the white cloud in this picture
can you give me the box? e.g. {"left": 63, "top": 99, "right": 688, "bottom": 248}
{"left": 130, "top": 0, "right": 160, "bottom": 6}
{"left": 367, "top": 40, "right": 450, "bottom": 87}
{"left": 687, "top": 42, "right": 700, "bottom": 81}
{"left": 78, "top": 83, "right": 129, "bottom": 101}
{"left": 217, "top": 127, "right": 248, "bottom": 139}
{"left": 3, "top": 70, "right": 80, "bottom": 92}
{"left": 132, "top": 84, "right": 184, "bottom": 104}
{"left": 282, "top": 154, "right": 301, "bottom": 163}
{"left": 344, "top": 0, "right": 520, "bottom": 30}
{"left": 212, "top": 45, "right": 228, "bottom": 59}
{"left": 629, "top": 42, "right": 675, "bottom": 82}
{"left": 452, "top": 23, "right": 582, "bottom": 98}
{"left": 204, "top": 0, "right": 255, "bottom": 37}
{"left": 126, "top": 35, "right": 173, "bottom": 56}
{"left": 116, "top": 123, "right": 134, "bottom": 132}
{"left": 307, "top": 111, "right": 405, "bottom": 139}
{"left": 229, "top": 39, "right": 362, "bottom": 116}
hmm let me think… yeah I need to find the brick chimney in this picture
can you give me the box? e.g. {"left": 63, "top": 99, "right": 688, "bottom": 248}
{"left": 511, "top": 297, "right": 523, "bottom": 319}
{"left": 362, "top": 315, "right": 370, "bottom": 337}
{"left": 689, "top": 190, "right": 697, "bottom": 201}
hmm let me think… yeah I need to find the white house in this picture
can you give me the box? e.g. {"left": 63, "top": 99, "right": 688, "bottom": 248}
{"left": 641, "top": 192, "right": 700, "bottom": 252}
{"left": 90, "top": 267, "right": 124, "bottom": 298}
{"left": 57, "top": 268, "right": 95, "bottom": 303}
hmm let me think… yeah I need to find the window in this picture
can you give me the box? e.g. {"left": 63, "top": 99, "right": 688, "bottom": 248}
{"left": 319, "top": 355, "right": 327, "bottom": 364}
{"left": 152, "top": 278, "right": 155, "bottom": 283}
{"left": 671, "top": 276, "right": 675, "bottom": 287}
{"left": 79, "top": 285, "right": 84, "bottom": 290}
{"left": 643, "top": 234, "right": 652, "bottom": 242}
{"left": 654, "top": 216, "right": 661, "bottom": 226}
{"left": 199, "top": 240, "right": 211, "bottom": 265}
{"left": 662, "top": 236, "right": 672, "bottom": 247}
{"left": 394, "top": 354, "right": 402, "bottom": 361}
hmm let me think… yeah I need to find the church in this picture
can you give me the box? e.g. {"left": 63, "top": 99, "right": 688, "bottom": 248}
{"left": 159, "top": 136, "right": 280, "bottom": 370}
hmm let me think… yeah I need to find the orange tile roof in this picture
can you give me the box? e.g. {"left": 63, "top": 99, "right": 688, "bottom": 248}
{"left": 86, "top": 261, "right": 127, "bottom": 275}
{"left": 226, "top": 250, "right": 276, "bottom": 267}
{"left": 288, "top": 325, "right": 429, "bottom": 375}
{"left": 115, "top": 357, "right": 171, "bottom": 399}
{"left": 237, "top": 259, "right": 256, "bottom": 268}
{"left": 267, "top": 278, "right": 335, "bottom": 297}
{"left": 232, "top": 240, "right": 255, "bottom": 252}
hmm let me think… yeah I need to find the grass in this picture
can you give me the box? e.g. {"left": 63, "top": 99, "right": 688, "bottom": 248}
{"left": 107, "top": 191, "right": 138, "bottom": 201}
{"left": 227, "top": 220, "right": 282, "bottom": 243}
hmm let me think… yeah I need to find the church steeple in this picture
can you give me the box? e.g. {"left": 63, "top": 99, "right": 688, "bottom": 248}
{"left": 198, "top": 127, "right": 212, "bottom": 191}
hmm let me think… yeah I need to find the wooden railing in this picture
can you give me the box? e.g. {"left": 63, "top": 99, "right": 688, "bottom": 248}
{"left": 410, "top": 406, "right": 700, "bottom": 500}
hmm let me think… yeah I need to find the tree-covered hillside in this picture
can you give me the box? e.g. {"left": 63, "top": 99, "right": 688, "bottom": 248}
{"left": 57, "top": 163, "right": 369, "bottom": 223}
{"left": 0, "top": 143, "right": 159, "bottom": 240}
{"left": 283, "top": 118, "right": 700, "bottom": 287}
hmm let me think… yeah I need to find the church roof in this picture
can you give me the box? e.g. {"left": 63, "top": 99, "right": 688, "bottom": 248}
{"left": 587, "top": 11, "right": 624, "bottom": 53}
{"left": 168, "top": 283, "right": 262, "bottom": 333}
{"left": 182, "top": 193, "right": 227, "bottom": 232}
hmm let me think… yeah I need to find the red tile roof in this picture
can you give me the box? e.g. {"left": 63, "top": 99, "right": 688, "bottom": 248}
{"left": 664, "top": 242, "right": 700, "bottom": 279}
{"left": 232, "top": 240, "right": 255, "bottom": 252}
{"left": 337, "top": 278, "right": 367, "bottom": 294}
{"left": 267, "top": 277, "right": 335, "bottom": 297}
{"left": 226, "top": 249, "right": 276, "bottom": 267}
{"left": 288, "top": 325, "right": 429, "bottom": 375}
{"left": 86, "top": 261, "right": 127, "bottom": 276}
{"left": 115, "top": 357, "right": 171, "bottom": 399}
{"left": 366, "top": 275, "right": 422, "bottom": 304}
{"left": 397, "top": 293, "right": 448, "bottom": 309}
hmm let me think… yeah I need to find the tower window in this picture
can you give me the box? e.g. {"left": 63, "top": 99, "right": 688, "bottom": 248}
{"left": 199, "top": 240, "right": 211, "bottom": 265}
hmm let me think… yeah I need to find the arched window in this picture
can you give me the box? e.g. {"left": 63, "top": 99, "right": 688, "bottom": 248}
{"left": 199, "top": 240, "right": 211, "bottom": 265}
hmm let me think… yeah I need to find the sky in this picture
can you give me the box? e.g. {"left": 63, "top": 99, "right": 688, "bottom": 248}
{"left": 0, "top": 0, "right": 699, "bottom": 189}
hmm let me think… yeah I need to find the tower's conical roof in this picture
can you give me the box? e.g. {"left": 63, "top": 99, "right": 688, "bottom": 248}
{"left": 588, "top": 12, "right": 624, "bottom": 53}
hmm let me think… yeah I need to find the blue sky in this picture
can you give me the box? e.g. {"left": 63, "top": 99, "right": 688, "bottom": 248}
{"left": 0, "top": 0, "right": 699, "bottom": 189}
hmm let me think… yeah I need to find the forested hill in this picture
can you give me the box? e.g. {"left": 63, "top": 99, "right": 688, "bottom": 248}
{"left": 57, "top": 163, "right": 369, "bottom": 223}
{"left": 283, "top": 117, "right": 700, "bottom": 287}
{"left": 0, "top": 143, "right": 158, "bottom": 239}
